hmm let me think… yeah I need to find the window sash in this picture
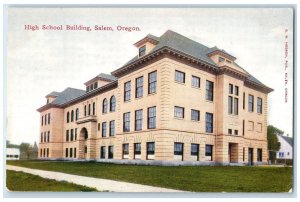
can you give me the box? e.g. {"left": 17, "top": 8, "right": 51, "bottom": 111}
{"left": 205, "top": 113, "right": 213, "bottom": 133}
{"left": 135, "top": 110, "right": 143, "bottom": 131}
{"left": 147, "top": 142, "right": 155, "bottom": 155}
{"left": 123, "top": 144, "right": 129, "bottom": 155}
{"left": 109, "top": 121, "right": 115, "bottom": 136}
{"left": 234, "top": 98, "right": 239, "bottom": 115}
{"left": 257, "top": 97, "right": 262, "bottom": 113}
{"left": 110, "top": 96, "right": 116, "bottom": 111}
{"left": 191, "top": 109, "right": 200, "bottom": 121}
{"left": 191, "top": 144, "right": 199, "bottom": 156}
{"left": 228, "top": 96, "right": 233, "bottom": 114}
{"left": 103, "top": 99, "right": 108, "bottom": 113}
{"left": 205, "top": 145, "right": 213, "bottom": 156}
{"left": 148, "top": 71, "right": 157, "bottom": 94}
{"left": 206, "top": 81, "right": 214, "bottom": 101}
{"left": 192, "top": 76, "right": 200, "bottom": 88}
{"left": 139, "top": 46, "right": 146, "bottom": 57}
{"left": 175, "top": 70, "right": 185, "bottom": 83}
{"left": 108, "top": 146, "right": 114, "bottom": 159}
{"left": 134, "top": 143, "right": 141, "bottom": 155}
{"left": 102, "top": 122, "right": 107, "bottom": 137}
{"left": 174, "top": 106, "right": 184, "bottom": 118}
{"left": 248, "top": 95, "right": 254, "bottom": 112}
{"left": 123, "top": 112, "right": 130, "bottom": 132}
{"left": 124, "top": 81, "right": 131, "bottom": 101}
{"left": 136, "top": 76, "right": 144, "bottom": 98}
{"left": 148, "top": 107, "right": 156, "bottom": 129}
{"left": 101, "top": 146, "right": 106, "bottom": 159}
{"left": 174, "top": 143, "right": 183, "bottom": 155}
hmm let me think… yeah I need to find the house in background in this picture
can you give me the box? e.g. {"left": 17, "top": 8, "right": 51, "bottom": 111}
{"left": 6, "top": 148, "right": 20, "bottom": 160}
{"left": 276, "top": 134, "right": 293, "bottom": 163}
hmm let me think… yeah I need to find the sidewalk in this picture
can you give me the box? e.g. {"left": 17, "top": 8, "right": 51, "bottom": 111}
{"left": 6, "top": 165, "right": 184, "bottom": 192}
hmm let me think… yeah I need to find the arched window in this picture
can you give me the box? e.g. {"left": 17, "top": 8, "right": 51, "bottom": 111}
{"left": 103, "top": 98, "right": 108, "bottom": 113}
{"left": 67, "top": 112, "right": 70, "bottom": 123}
{"left": 71, "top": 110, "right": 74, "bottom": 122}
{"left": 110, "top": 96, "right": 116, "bottom": 112}
{"left": 76, "top": 108, "right": 79, "bottom": 120}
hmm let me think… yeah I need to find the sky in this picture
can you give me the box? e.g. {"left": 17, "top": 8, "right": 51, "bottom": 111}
{"left": 6, "top": 7, "right": 294, "bottom": 145}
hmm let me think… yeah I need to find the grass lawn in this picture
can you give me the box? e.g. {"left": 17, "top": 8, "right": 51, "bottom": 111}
{"left": 6, "top": 170, "right": 97, "bottom": 192}
{"left": 7, "top": 160, "right": 292, "bottom": 192}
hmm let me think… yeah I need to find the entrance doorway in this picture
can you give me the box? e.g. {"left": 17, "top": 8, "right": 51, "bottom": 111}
{"left": 228, "top": 143, "right": 239, "bottom": 163}
{"left": 248, "top": 148, "right": 253, "bottom": 166}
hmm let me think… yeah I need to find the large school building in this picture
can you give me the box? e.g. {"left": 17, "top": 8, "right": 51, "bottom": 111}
{"left": 37, "top": 30, "right": 273, "bottom": 165}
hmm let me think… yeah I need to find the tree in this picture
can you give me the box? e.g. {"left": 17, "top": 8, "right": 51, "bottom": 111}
{"left": 19, "top": 143, "right": 31, "bottom": 160}
{"left": 267, "top": 125, "right": 282, "bottom": 163}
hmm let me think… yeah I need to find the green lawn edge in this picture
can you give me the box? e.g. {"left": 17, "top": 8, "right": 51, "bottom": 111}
{"left": 7, "top": 160, "right": 293, "bottom": 192}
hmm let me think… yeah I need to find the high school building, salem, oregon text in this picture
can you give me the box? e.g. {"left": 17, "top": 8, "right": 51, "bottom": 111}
{"left": 37, "top": 30, "right": 273, "bottom": 165}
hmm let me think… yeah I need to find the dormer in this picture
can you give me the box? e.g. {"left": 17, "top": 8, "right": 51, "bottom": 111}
{"left": 207, "top": 46, "right": 237, "bottom": 66}
{"left": 84, "top": 73, "right": 117, "bottom": 93}
{"left": 45, "top": 91, "right": 60, "bottom": 104}
{"left": 134, "top": 34, "right": 159, "bottom": 58}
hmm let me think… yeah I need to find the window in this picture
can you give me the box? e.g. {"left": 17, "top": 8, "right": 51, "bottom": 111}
{"left": 88, "top": 104, "right": 91, "bottom": 115}
{"left": 147, "top": 142, "right": 155, "bottom": 155}
{"left": 70, "top": 129, "right": 74, "bottom": 141}
{"left": 40, "top": 149, "right": 42, "bottom": 157}
{"left": 40, "top": 133, "right": 43, "bottom": 142}
{"left": 192, "top": 76, "right": 200, "bottom": 88}
{"left": 123, "top": 112, "right": 130, "bottom": 132}
{"left": 229, "top": 84, "right": 233, "bottom": 94}
{"left": 94, "top": 82, "right": 98, "bottom": 89}
{"left": 243, "top": 148, "right": 245, "bottom": 161}
{"left": 108, "top": 146, "right": 114, "bottom": 159}
{"left": 136, "top": 76, "right": 143, "bottom": 98}
{"left": 102, "top": 122, "right": 107, "bottom": 137}
{"left": 148, "top": 107, "right": 156, "bottom": 129}
{"left": 134, "top": 143, "right": 141, "bottom": 156}
{"left": 102, "top": 99, "right": 108, "bottom": 113}
{"left": 174, "top": 106, "right": 184, "bottom": 118}
{"left": 235, "top": 86, "right": 239, "bottom": 96}
{"left": 191, "top": 109, "right": 200, "bottom": 121}
{"left": 175, "top": 70, "right": 185, "bottom": 83}
{"left": 219, "top": 57, "right": 225, "bottom": 62}
{"left": 243, "top": 120, "right": 245, "bottom": 136}
{"left": 123, "top": 144, "right": 129, "bottom": 158}
{"left": 234, "top": 98, "right": 239, "bottom": 115}
{"left": 248, "top": 95, "right": 254, "bottom": 112}
{"left": 174, "top": 142, "right": 184, "bottom": 155}
{"left": 148, "top": 71, "right": 157, "bottom": 94}
{"left": 98, "top": 123, "right": 100, "bottom": 131}
{"left": 41, "top": 116, "right": 43, "bottom": 126}
{"left": 205, "top": 113, "right": 213, "bottom": 133}
{"left": 84, "top": 146, "right": 87, "bottom": 154}
{"left": 228, "top": 96, "right": 233, "bottom": 114}
{"left": 93, "top": 102, "right": 95, "bottom": 115}
{"left": 71, "top": 110, "right": 74, "bottom": 122}
{"left": 205, "top": 144, "right": 213, "bottom": 161}
{"left": 86, "top": 86, "right": 89, "bottom": 92}
{"left": 74, "top": 148, "right": 77, "bottom": 158}
{"left": 191, "top": 144, "right": 199, "bottom": 159}
{"left": 109, "top": 120, "right": 115, "bottom": 136}
{"left": 90, "top": 84, "right": 93, "bottom": 91}
{"left": 75, "top": 128, "right": 77, "bottom": 140}
{"left": 84, "top": 130, "right": 88, "bottom": 140}
{"left": 228, "top": 129, "right": 232, "bottom": 135}
{"left": 243, "top": 92, "right": 245, "bottom": 109}
{"left": 124, "top": 81, "right": 131, "bottom": 101}
{"left": 257, "top": 149, "right": 262, "bottom": 162}
{"left": 44, "top": 132, "right": 46, "bottom": 142}
{"left": 65, "top": 148, "right": 68, "bottom": 158}
{"left": 100, "top": 146, "right": 106, "bottom": 159}
{"left": 48, "top": 113, "right": 50, "bottom": 124}
{"left": 67, "top": 112, "right": 70, "bottom": 123}
{"left": 76, "top": 108, "right": 79, "bottom": 120}
{"left": 45, "top": 115, "right": 47, "bottom": 125}
{"left": 70, "top": 148, "right": 73, "bottom": 158}
{"left": 135, "top": 110, "right": 143, "bottom": 131}
{"left": 206, "top": 80, "right": 214, "bottom": 101}
{"left": 234, "top": 130, "right": 238, "bottom": 135}
{"left": 84, "top": 105, "right": 87, "bottom": 116}
{"left": 257, "top": 97, "right": 262, "bottom": 114}
{"left": 47, "top": 131, "right": 50, "bottom": 142}
{"left": 66, "top": 130, "right": 69, "bottom": 141}
{"left": 43, "top": 148, "right": 46, "bottom": 157}
{"left": 110, "top": 96, "right": 116, "bottom": 112}
{"left": 139, "top": 45, "right": 146, "bottom": 57}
